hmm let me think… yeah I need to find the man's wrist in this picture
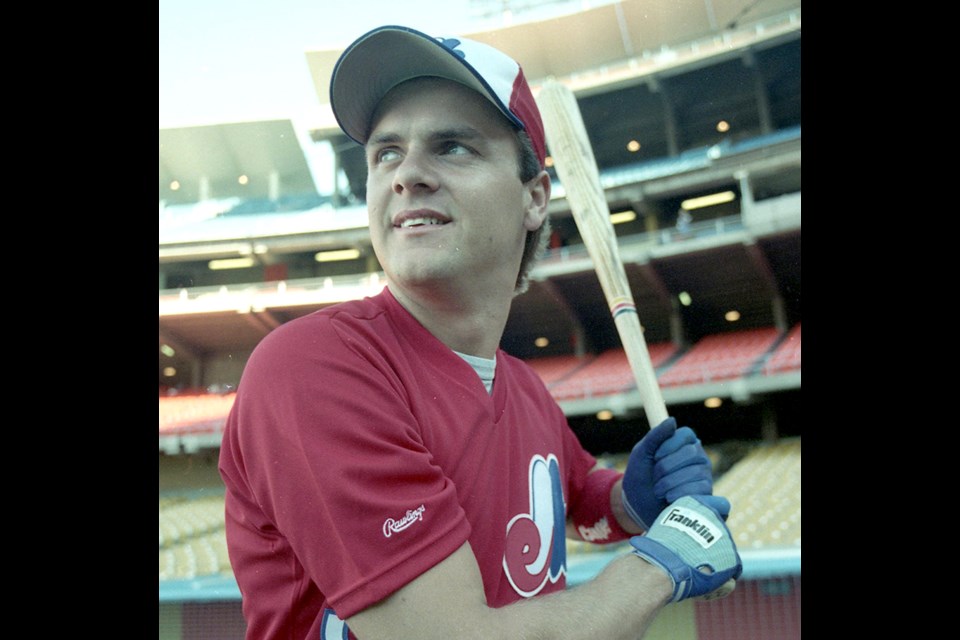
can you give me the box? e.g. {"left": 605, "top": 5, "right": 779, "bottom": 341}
{"left": 627, "top": 552, "right": 674, "bottom": 606}
{"left": 569, "top": 468, "right": 636, "bottom": 542}
{"left": 610, "top": 478, "right": 645, "bottom": 534}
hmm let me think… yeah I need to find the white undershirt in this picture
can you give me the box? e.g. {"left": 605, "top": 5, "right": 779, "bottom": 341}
{"left": 454, "top": 351, "right": 496, "bottom": 394}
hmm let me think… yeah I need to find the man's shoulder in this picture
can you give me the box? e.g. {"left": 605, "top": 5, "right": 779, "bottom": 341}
{"left": 252, "top": 291, "right": 392, "bottom": 354}
{"left": 283, "top": 290, "right": 388, "bottom": 329}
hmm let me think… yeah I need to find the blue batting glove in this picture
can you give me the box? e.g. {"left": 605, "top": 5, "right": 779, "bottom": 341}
{"left": 621, "top": 418, "right": 726, "bottom": 530}
{"left": 629, "top": 495, "right": 742, "bottom": 602}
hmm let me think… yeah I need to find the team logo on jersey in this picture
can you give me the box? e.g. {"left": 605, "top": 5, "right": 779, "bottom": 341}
{"left": 502, "top": 453, "right": 566, "bottom": 597}
{"left": 320, "top": 608, "right": 349, "bottom": 639}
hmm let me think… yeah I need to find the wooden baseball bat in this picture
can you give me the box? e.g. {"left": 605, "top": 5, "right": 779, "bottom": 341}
{"left": 535, "top": 79, "right": 668, "bottom": 428}
{"left": 536, "top": 79, "right": 736, "bottom": 602}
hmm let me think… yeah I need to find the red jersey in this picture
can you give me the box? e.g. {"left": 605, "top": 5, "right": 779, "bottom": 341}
{"left": 219, "top": 287, "right": 610, "bottom": 639}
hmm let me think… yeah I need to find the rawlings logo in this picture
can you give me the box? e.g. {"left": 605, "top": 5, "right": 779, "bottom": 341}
{"left": 382, "top": 505, "right": 426, "bottom": 538}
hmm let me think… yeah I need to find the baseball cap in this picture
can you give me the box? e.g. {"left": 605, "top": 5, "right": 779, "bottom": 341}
{"left": 329, "top": 25, "right": 547, "bottom": 169}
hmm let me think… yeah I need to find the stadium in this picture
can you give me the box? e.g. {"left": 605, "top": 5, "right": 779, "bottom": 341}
{"left": 159, "top": 1, "right": 801, "bottom": 637}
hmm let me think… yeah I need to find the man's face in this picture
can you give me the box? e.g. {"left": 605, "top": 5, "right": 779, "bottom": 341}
{"left": 364, "top": 77, "right": 545, "bottom": 296}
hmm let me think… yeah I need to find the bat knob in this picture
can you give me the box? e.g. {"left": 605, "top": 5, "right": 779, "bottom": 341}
{"left": 696, "top": 578, "right": 737, "bottom": 601}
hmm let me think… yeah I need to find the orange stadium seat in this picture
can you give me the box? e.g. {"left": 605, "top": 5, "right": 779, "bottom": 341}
{"left": 658, "top": 328, "right": 780, "bottom": 387}
{"left": 548, "top": 343, "right": 677, "bottom": 401}
{"left": 763, "top": 323, "right": 801, "bottom": 374}
{"left": 159, "top": 392, "right": 237, "bottom": 434}
{"left": 525, "top": 353, "right": 593, "bottom": 386}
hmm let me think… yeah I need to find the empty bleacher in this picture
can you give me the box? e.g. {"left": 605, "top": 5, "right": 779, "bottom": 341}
{"left": 713, "top": 438, "right": 801, "bottom": 549}
{"left": 524, "top": 353, "right": 589, "bottom": 386}
{"left": 657, "top": 327, "right": 781, "bottom": 388}
{"left": 159, "top": 528, "right": 232, "bottom": 581}
{"left": 159, "top": 391, "right": 237, "bottom": 435}
{"left": 547, "top": 343, "right": 677, "bottom": 400}
{"left": 762, "top": 322, "right": 801, "bottom": 375}
{"left": 159, "top": 494, "right": 233, "bottom": 581}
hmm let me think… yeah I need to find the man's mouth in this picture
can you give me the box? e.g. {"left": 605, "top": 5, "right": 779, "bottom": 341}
{"left": 393, "top": 211, "right": 452, "bottom": 229}
{"left": 399, "top": 217, "right": 447, "bottom": 229}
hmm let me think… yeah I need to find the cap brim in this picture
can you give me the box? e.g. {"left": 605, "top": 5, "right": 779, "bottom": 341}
{"left": 330, "top": 26, "right": 520, "bottom": 145}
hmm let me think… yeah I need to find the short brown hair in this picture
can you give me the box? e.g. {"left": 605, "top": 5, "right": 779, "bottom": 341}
{"left": 515, "top": 130, "right": 550, "bottom": 295}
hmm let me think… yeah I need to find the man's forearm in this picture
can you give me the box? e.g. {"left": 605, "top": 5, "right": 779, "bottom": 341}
{"left": 499, "top": 552, "right": 672, "bottom": 640}
{"left": 348, "top": 542, "right": 672, "bottom": 640}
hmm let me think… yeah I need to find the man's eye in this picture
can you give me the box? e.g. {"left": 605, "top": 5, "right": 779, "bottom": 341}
{"left": 376, "top": 148, "right": 401, "bottom": 163}
{"left": 441, "top": 141, "right": 471, "bottom": 155}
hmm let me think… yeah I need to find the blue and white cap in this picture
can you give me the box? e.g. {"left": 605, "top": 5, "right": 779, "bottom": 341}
{"left": 330, "top": 25, "right": 547, "bottom": 169}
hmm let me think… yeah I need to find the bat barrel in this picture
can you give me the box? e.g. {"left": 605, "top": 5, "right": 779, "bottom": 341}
{"left": 537, "top": 80, "right": 668, "bottom": 428}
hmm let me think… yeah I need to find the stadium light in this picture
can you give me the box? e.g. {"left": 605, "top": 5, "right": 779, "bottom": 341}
{"left": 209, "top": 257, "right": 255, "bottom": 270}
{"left": 609, "top": 210, "right": 636, "bottom": 224}
{"left": 681, "top": 190, "right": 735, "bottom": 210}
{"left": 315, "top": 249, "right": 361, "bottom": 262}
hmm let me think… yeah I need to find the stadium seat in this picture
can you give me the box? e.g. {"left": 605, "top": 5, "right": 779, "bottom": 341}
{"left": 714, "top": 439, "right": 801, "bottom": 549}
{"left": 657, "top": 328, "right": 780, "bottom": 387}
{"left": 763, "top": 323, "right": 801, "bottom": 374}
{"left": 525, "top": 353, "right": 592, "bottom": 386}
{"left": 548, "top": 344, "right": 676, "bottom": 401}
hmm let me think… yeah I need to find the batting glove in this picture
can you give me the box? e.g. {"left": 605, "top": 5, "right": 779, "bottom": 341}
{"left": 620, "top": 417, "right": 728, "bottom": 531}
{"left": 629, "top": 495, "right": 742, "bottom": 602}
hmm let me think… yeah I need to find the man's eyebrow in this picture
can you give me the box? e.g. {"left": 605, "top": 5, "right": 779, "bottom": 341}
{"left": 367, "top": 127, "right": 484, "bottom": 147}
{"left": 367, "top": 132, "right": 401, "bottom": 146}
{"left": 429, "top": 127, "right": 483, "bottom": 141}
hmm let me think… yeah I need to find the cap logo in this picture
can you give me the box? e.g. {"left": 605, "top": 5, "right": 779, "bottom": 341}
{"left": 439, "top": 38, "right": 467, "bottom": 58}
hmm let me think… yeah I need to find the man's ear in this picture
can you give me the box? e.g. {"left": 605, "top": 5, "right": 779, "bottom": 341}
{"left": 523, "top": 171, "right": 551, "bottom": 231}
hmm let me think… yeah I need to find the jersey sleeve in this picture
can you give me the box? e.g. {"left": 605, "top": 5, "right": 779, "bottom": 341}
{"left": 225, "top": 310, "right": 472, "bottom": 620}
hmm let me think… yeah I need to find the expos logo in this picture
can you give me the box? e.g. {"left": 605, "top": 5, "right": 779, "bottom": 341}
{"left": 502, "top": 454, "right": 567, "bottom": 597}
{"left": 438, "top": 37, "right": 467, "bottom": 58}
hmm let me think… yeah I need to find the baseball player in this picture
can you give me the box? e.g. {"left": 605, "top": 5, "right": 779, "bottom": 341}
{"left": 218, "top": 25, "right": 741, "bottom": 639}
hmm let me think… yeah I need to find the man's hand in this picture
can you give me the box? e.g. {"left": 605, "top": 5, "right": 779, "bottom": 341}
{"left": 629, "top": 495, "right": 742, "bottom": 602}
{"left": 620, "top": 418, "right": 727, "bottom": 531}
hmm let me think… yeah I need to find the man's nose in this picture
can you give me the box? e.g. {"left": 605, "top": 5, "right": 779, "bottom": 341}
{"left": 392, "top": 150, "right": 439, "bottom": 194}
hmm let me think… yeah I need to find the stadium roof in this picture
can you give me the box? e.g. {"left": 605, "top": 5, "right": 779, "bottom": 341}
{"left": 305, "top": 0, "right": 802, "bottom": 135}
{"left": 159, "top": 119, "right": 318, "bottom": 205}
